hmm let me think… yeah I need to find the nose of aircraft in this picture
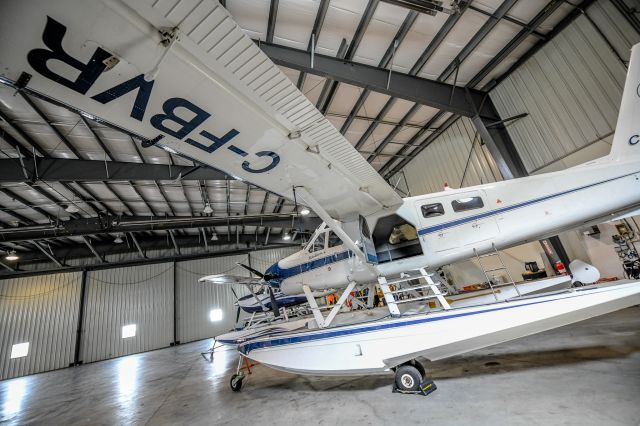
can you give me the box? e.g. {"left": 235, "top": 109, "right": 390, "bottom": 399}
{"left": 264, "top": 262, "right": 282, "bottom": 287}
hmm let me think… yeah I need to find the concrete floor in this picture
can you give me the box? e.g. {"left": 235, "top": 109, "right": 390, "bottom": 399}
{"left": 1, "top": 307, "right": 639, "bottom": 426}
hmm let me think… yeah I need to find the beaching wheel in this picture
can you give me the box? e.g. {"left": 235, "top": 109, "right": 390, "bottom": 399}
{"left": 395, "top": 365, "right": 422, "bottom": 392}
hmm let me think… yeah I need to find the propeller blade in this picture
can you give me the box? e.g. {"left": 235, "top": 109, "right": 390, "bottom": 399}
{"left": 268, "top": 287, "right": 281, "bottom": 318}
{"left": 236, "top": 262, "right": 265, "bottom": 278}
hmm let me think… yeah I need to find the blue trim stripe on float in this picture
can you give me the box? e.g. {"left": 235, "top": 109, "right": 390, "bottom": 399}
{"left": 239, "top": 289, "right": 598, "bottom": 354}
{"left": 418, "top": 171, "right": 638, "bottom": 236}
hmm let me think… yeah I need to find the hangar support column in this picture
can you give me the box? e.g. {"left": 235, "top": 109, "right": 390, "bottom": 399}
{"left": 470, "top": 97, "right": 572, "bottom": 271}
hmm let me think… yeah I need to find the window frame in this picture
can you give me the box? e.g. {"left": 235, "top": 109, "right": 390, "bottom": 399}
{"left": 307, "top": 231, "right": 327, "bottom": 253}
{"left": 451, "top": 196, "right": 485, "bottom": 213}
{"left": 421, "top": 202, "right": 445, "bottom": 218}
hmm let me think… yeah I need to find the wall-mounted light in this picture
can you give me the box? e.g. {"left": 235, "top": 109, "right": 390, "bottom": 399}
{"left": 209, "top": 309, "right": 223, "bottom": 322}
{"left": 300, "top": 207, "right": 310, "bottom": 215}
{"left": 122, "top": 324, "right": 136, "bottom": 339}
{"left": 10, "top": 342, "right": 29, "bottom": 359}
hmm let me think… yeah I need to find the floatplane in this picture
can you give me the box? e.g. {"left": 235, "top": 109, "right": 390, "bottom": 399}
{"left": 2, "top": 0, "right": 639, "bottom": 394}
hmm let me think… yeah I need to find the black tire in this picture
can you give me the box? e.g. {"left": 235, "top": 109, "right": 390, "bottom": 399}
{"left": 230, "top": 374, "right": 244, "bottom": 392}
{"left": 395, "top": 365, "right": 422, "bottom": 392}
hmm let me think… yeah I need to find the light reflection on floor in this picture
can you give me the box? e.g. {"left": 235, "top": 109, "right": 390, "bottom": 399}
{"left": 116, "top": 356, "right": 139, "bottom": 407}
{"left": 1, "top": 377, "right": 28, "bottom": 420}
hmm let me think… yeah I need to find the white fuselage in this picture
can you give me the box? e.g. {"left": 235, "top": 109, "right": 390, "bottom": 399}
{"left": 278, "top": 156, "right": 640, "bottom": 294}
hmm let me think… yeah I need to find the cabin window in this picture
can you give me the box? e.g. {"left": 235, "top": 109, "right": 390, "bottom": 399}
{"left": 421, "top": 203, "right": 444, "bottom": 218}
{"left": 451, "top": 196, "right": 484, "bottom": 212}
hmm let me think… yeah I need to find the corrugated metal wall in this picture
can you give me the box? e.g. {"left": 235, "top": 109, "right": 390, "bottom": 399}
{"left": 80, "top": 264, "right": 174, "bottom": 363}
{"left": 490, "top": 2, "right": 640, "bottom": 173}
{"left": 401, "top": 116, "right": 503, "bottom": 194}
{"left": 175, "top": 254, "right": 249, "bottom": 343}
{"left": 0, "top": 272, "right": 81, "bottom": 380}
{"left": 0, "top": 246, "right": 301, "bottom": 378}
{"left": 174, "top": 246, "right": 300, "bottom": 344}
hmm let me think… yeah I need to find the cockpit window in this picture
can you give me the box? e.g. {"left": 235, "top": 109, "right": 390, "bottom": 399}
{"left": 388, "top": 223, "right": 418, "bottom": 245}
{"left": 309, "top": 233, "right": 325, "bottom": 252}
{"left": 451, "top": 196, "right": 484, "bottom": 212}
{"left": 327, "top": 231, "right": 342, "bottom": 248}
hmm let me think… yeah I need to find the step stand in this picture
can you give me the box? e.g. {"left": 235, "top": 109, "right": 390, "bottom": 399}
{"left": 303, "top": 281, "right": 357, "bottom": 328}
{"left": 473, "top": 243, "right": 521, "bottom": 301}
{"left": 378, "top": 268, "right": 451, "bottom": 317}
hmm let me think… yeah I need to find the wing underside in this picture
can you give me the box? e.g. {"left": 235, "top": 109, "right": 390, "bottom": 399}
{"left": 0, "top": 0, "right": 402, "bottom": 220}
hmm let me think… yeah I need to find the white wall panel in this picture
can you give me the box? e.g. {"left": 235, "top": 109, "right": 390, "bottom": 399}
{"left": 400, "top": 116, "right": 503, "bottom": 195}
{"left": 0, "top": 272, "right": 81, "bottom": 380}
{"left": 490, "top": 4, "right": 639, "bottom": 173}
{"left": 175, "top": 254, "right": 249, "bottom": 343}
{"left": 81, "top": 263, "right": 174, "bottom": 363}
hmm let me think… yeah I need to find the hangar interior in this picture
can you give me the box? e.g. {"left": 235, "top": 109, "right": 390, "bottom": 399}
{"left": 1, "top": 0, "right": 639, "bottom": 424}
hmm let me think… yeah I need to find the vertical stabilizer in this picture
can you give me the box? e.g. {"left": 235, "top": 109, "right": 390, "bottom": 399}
{"left": 610, "top": 42, "right": 640, "bottom": 160}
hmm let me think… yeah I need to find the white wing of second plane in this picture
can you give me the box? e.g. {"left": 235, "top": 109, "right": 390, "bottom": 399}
{"left": 198, "top": 274, "right": 260, "bottom": 286}
{"left": 0, "top": 0, "right": 402, "bottom": 219}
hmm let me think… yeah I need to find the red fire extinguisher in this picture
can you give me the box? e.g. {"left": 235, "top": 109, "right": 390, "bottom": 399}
{"left": 555, "top": 261, "right": 567, "bottom": 275}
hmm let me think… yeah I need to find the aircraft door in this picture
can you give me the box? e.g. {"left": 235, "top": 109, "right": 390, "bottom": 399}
{"left": 416, "top": 199, "right": 459, "bottom": 252}
{"left": 417, "top": 191, "right": 499, "bottom": 251}
{"left": 453, "top": 190, "right": 498, "bottom": 246}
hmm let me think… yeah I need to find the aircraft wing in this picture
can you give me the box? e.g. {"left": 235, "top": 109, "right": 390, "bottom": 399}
{"left": 199, "top": 274, "right": 260, "bottom": 286}
{"left": 0, "top": 0, "right": 402, "bottom": 219}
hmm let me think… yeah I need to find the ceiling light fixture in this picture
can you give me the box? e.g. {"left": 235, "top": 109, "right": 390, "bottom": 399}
{"left": 203, "top": 203, "right": 213, "bottom": 214}
{"left": 113, "top": 234, "right": 124, "bottom": 244}
{"left": 211, "top": 232, "right": 219, "bottom": 241}
{"left": 283, "top": 233, "right": 291, "bottom": 241}
{"left": 65, "top": 204, "right": 79, "bottom": 214}
{"left": 5, "top": 250, "right": 19, "bottom": 261}
{"left": 300, "top": 207, "right": 310, "bottom": 215}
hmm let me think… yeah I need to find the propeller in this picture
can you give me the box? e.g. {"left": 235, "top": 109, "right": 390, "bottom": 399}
{"left": 236, "top": 262, "right": 281, "bottom": 317}
{"left": 230, "top": 287, "right": 242, "bottom": 325}
{"left": 268, "top": 287, "right": 281, "bottom": 318}
{"left": 236, "top": 263, "right": 276, "bottom": 282}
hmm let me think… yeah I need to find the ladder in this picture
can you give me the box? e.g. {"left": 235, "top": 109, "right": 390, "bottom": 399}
{"left": 473, "top": 243, "right": 521, "bottom": 301}
{"left": 378, "top": 268, "right": 451, "bottom": 317}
